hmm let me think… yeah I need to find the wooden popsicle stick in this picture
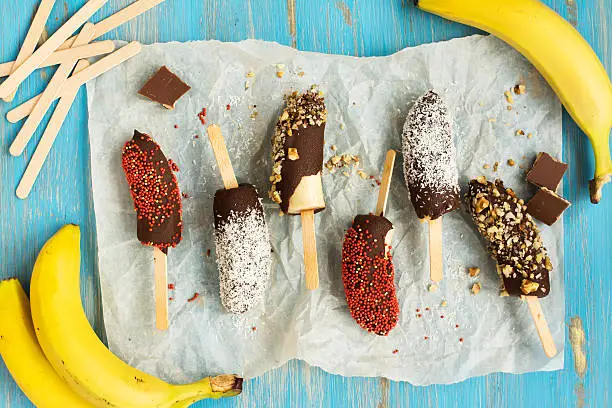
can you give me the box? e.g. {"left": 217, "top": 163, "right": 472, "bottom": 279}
{"left": 153, "top": 247, "right": 169, "bottom": 331}
{"left": 16, "top": 60, "right": 90, "bottom": 199}
{"left": 7, "top": 41, "right": 142, "bottom": 123}
{"left": 0, "top": 0, "right": 109, "bottom": 98}
{"left": 2, "top": 0, "right": 56, "bottom": 102}
{"left": 10, "top": 23, "right": 95, "bottom": 157}
{"left": 301, "top": 209, "right": 319, "bottom": 290}
{"left": 58, "top": 0, "right": 166, "bottom": 51}
{"left": 526, "top": 296, "right": 558, "bottom": 358}
{"left": 0, "top": 41, "right": 117, "bottom": 78}
{"left": 206, "top": 125, "right": 239, "bottom": 190}
{"left": 428, "top": 217, "right": 443, "bottom": 283}
{"left": 375, "top": 150, "right": 396, "bottom": 217}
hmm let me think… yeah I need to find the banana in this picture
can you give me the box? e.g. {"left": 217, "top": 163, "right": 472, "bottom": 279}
{"left": 30, "top": 225, "right": 243, "bottom": 408}
{"left": 415, "top": 0, "right": 612, "bottom": 203}
{"left": 0, "top": 278, "right": 94, "bottom": 407}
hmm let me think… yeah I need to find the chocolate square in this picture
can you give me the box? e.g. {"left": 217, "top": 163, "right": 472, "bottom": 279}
{"left": 527, "top": 188, "right": 571, "bottom": 226}
{"left": 138, "top": 66, "right": 191, "bottom": 110}
{"left": 526, "top": 152, "right": 568, "bottom": 191}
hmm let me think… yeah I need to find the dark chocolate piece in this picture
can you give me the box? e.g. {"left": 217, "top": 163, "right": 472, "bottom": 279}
{"left": 402, "top": 90, "right": 460, "bottom": 220}
{"left": 213, "top": 184, "right": 263, "bottom": 228}
{"left": 269, "top": 88, "right": 327, "bottom": 214}
{"left": 527, "top": 188, "right": 571, "bottom": 226}
{"left": 138, "top": 66, "right": 191, "bottom": 110}
{"left": 526, "top": 152, "right": 568, "bottom": 191}
{"left": 466, "top": 177, "right": 551, "bottom": 298}
{"left": 122, "top": 130, "right": 183, "bottom": 253}
{"left": 342, "top": 214, "right": 400, "bottom": 336}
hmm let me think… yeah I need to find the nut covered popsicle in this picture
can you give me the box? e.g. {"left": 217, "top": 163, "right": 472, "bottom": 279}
{"left": 269, "top": 87, "right": 327, "bottom": 290}
{"left": 466, "top": 177, "right": 551, "bottom": 297}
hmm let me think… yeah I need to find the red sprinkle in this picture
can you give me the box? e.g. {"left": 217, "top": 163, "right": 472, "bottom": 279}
{"left": 252, "top": 327, "right": 257, "bottom": 332}
{"left": 416, "top": 308, "right": 421, "bottom": 313}
{"left": 416, "top": 314, "right": 422, "bottom": 318}
{"left": 168, "top": 159, "right": 180, "bottom": 172}
{"left": 392, "top": 349, "right": 399, "bottom": 354}
{"left": 169, "top": 297, "right": 174, "bottom": 301}
{"left": 168, "top": 283, "right": 175, "bottom": 290}
{"left": 341, "top": 224, "right": 399, "bottom": 336}
{"left": 194, "top": 134, "right": 199, "bottom": 139}
{"left": 226, "top": 104, "right": 231, "bottom": 110}
{"left": 174, "top": 124, "right": 178, "bottom": 129}
{"left": 425, "top": 307, "right": 430, "bottom": 311}
{"left": 206, "top": 249, "right": 211, "bottom": 257}
{"left": 459, "top": 338, "right": 464, "bottom": 343}
{"left": 455, "top": 324, "right": 460, "bottom": 328}
{"left": 424, "top": 336, "right": 429, "bottom": 340}
{"left": 197, "top": 107, "right": 207, "bottom": 125}
{"left": 440, "top": 315, "right": 445, "bottom": 319}
{"left": 181, "top": 192, "right": 190, "bottom": 199}
{"left": 187, "top": 293, "right": 199, "bottom": 302}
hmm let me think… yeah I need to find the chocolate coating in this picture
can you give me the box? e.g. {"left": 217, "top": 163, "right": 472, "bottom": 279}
{"left": 214, "top": 184, "right": 264, "bottom": 227}
{"left": 276, "top": 125, "right": 325, "bottom": 214}
{"left": 466, "top": 178, "right": 551, "bottom": 298}
{"left": 122, "top": 130, "right": 182, "bottom": 253}
{"left": 352, "top": 214, "right": 393, "bottom": 257}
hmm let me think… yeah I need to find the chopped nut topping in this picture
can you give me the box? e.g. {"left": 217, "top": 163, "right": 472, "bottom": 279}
{"left": 500, "top": 290, "right": 509, "bottom": 297}
{"left": 520, "top": 279, "right": 539, "bottom": 294}
{"left": 468, "top": 267, "right": 481, "bottom": 277}
{"left": 475, "top": 197, "right": 489, "bottom": 213}
{"left": 471, "top": 282, "right": 481, "bottom": 295}
{"left": 476, "top": 175, "right": 487, "bottom": 185}
{"left": 288, "top": 148, "right": 299, "bottom": 161}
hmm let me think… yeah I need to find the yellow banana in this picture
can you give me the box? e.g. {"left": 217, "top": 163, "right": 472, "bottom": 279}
{"left": 0, "top": 278, "right": 94, "bottom": 407}
{"left": 416, "top": 0, "right": 612, "bottom": 203}
{"left": 30, "top": 225, "right": 243, "bottom": 408}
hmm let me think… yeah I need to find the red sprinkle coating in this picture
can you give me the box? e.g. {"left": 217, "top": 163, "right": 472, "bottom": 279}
{"left": 341, "top": 224, "right": 400, "bottom": 336}
{"left": 168, "top": 159, "right": 180, "bottom": 172}
{"left": 121, "top": 132, "right": 182, "bottom": 251}
{"left": 197, "top": 107, "right": 207, "bottom": 125}
{"left": 187, "top": 292, "right": 200, "bottom": 302}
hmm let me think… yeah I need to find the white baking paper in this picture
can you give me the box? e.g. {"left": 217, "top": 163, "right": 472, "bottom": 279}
{"left": 87, "top": 35, "right": 564, "bottom": 385}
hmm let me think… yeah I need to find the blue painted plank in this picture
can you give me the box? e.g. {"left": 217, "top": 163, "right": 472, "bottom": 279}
{"left": 0, "top": 0, "right": 610, "bottom": 407}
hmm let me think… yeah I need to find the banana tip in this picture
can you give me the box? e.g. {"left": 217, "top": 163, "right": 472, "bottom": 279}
{"left": 589, "top": 174, "right": 611, "bottom": 204}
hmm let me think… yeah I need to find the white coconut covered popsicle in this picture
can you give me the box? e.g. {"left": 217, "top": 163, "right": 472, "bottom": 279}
{"left": 402, "top": 90, "right": 460, "bottom": 282}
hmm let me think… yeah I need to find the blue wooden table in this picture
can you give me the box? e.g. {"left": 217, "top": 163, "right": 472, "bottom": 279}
{"left": 1, "top": 0, "right": 610, "bottom": 406}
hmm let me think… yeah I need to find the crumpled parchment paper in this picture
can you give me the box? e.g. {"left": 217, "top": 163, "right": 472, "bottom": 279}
{"left": 86, "top": 35, "right": 564, "bottom": 385}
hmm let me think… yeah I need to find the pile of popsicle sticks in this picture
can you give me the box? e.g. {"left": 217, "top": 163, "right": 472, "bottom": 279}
{"left": 1, "top": 0, "right": 166, "bottom": 199}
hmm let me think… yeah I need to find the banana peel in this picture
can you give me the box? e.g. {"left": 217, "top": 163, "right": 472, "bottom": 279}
{"left": 415, "top": 0, "right": 612, "bottom": 203}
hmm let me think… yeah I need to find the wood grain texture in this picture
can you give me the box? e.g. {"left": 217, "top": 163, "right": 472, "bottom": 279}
{"left": 0, "top": 0, "right": 610, "bottom": 407}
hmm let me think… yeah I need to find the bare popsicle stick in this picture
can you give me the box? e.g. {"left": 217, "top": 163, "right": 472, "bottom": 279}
{"left": 525, "top": 296, "right": 558, "bottom": 358}
{"left": 428, "top": 218, "right": 443, "bottom": 283}
{"left": 301, "top": 209, "right": 319, "bottom": 290}
{"left": 375, "top": 150, "right": 396, "bottom": 217}
{"left": 206, "top": 125, "right": 239, "bottom": 190}
{"left": 7, "top": 41, "right": 142, "bottom": 123}
{"left": 10, "top": 23, "right": 95, "bottom": 157}
{"left": 153, "top": 247, "right": 169, "bottom": 331}
{"left": 0, "top": 0, "right": 109, "bottom": 99}
{"left": 3, "top": 0, "right": 56, "bottom": 102}
{"left": 0, "top": 41, "right": 117, "bottom": 78}
{"left": 58, "top": 0, "right": 166, "bottom": 51}
{"left": 16, "top": 60, "right": 90, "bottom": 200}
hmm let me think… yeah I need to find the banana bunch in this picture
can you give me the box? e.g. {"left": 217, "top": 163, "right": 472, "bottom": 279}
{"left": 416, "top": 0, "right": 612, "bottom": 203}
{"left": 0, "top": 225, "right": 243, "bottom": 407}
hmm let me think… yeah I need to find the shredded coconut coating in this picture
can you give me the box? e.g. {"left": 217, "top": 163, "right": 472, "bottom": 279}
{"left": 402, "top": 90, "right": 460, "bottom": 219}
{"left": 215, "top": 207, "right": 272, "bottom": 314}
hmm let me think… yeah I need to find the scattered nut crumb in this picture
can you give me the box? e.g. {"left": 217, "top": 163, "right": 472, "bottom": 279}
{"left": 527, "top": 133, "right": 533, "bottom": 139}
{"left": 483, "top": 164, "right": 490, "bottom": 169}
{"left": 288, "top": 148, "right": 299, "bottom": 160}
{"left": 428, "top": 284, "right": 438, "bottom": 292}
{"left": 471, "top": 282, "right": 482, "bottom": 295}
{"left": 504, "top": 91, "right": 514, "bottom": 104}
{"left": 340, "top": 123, "right": 346, "bottom": 130}
{"left": 513, "top": 84, "right": 526, "bottom": 95}
{"left": 468, "top": 267, "right": 481, "bottom": 277}
{"left": 276, "top": 71, "right": 285, "bottom": 78}
{"left": 342, "top": 171, "right": 350, "bottom": 177}
{"left": 246, "top": 71, "right": 256, "bottom": 78}
{"left": 500, "top": 289, "right": 509, "bottom": 297}
{"left": 493, "top": 162, "right": 499, "bottom": 172}
{"left": 357, "top": 170, "right": 368, "bottom": 179}
{"left": 488, "top": 118, "right": 497, "bottom": 123}
{"left": 297, "top": 71, "right": 305, "bottom": 77}
{"left": 507, "top": 106, "right": 513, "bottom": 111}
{"left": 440, "top": 300, "right": 448, "bottom": 307}
{"left": 244, "top": 81, "right": 250, "bottom": 90}
{"left": 331, "top": 145, "right": 337, "bottom": 151}
{"left": 507, "top": 159, "right": 516, "bottom": 166}
{"left": 516, "top": 129, "right": 525, "bottom": 136}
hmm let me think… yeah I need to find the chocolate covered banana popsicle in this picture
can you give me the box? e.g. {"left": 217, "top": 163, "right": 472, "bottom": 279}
{"left": 122, "top": 130, "right": 183, "bottom": 330}
{"left": 208, "top": 125, "right": 272, "bottom": 314}
{"left": 466, "top": 177, "right": 551, "bottom": 298}
{"left": 269, "top": 88, "right": 327, "bottom": 290}
{"left": 466, "top": 176, "right": 557, "bottom": 357}
{"left": 342, "top": 151, "right": 400, "bottom": 336}
{"left": 402, "top": 90, "right": 460, "bottom": 282}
